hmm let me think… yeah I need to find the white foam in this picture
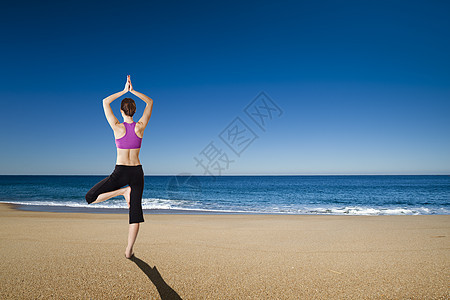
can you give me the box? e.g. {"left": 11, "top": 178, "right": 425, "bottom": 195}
{"left": 0, "top": 200, "right": 447, "bottom": 215}
{"left": 0, "top": 200, "right": 128, "bottom": 209}
{"left": 0, "top": 199, "right": 260, "bottom": 214}
{"left": 303, "top": 206, "right": 444, "bottom": 215}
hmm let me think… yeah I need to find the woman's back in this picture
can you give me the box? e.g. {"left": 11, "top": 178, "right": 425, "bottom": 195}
{"left": 116, "top": 148, "right": 141, "bottom": 166}
{"left": 114, "top": 121, "right": 145, "bottom": 166}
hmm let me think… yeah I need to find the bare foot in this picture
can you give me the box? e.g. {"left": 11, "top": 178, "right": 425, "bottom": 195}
{"left": 123, "top": 186, "right": 131, "bottom": 208}
{"left": 125, "top": 247, "right": 134, "bottom": 259}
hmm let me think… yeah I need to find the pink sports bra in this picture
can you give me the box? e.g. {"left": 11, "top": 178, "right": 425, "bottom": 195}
{"left": 115, "top": 122, "right": 142, "bottom": 149}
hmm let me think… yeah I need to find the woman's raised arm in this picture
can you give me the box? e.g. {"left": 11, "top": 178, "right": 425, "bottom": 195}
{"left": 129, "top": 80, "right": 153, "bottom": 129}
{"left": 102, "top": 76, "right": 130, "bottom": 129}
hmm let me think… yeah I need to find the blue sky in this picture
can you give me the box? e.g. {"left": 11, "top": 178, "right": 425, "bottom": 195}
{"left": 0, "top": 0, "right": 449, "bottom": 175}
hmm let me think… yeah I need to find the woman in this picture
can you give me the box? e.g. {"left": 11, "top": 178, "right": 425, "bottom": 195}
{"left": 85, "top": 75, "right": 153, "bottom": 259}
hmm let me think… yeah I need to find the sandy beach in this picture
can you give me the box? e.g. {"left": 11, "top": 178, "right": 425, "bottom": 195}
{"left": 0, "top": 203, "right": 448, "bottom": 299}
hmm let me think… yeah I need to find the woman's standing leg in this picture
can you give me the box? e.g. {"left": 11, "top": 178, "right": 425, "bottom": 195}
{"left": 125, "top": 165, "right": 145, "bottom": 258}
{"left": 126, "top": 223, "right": 139, "bottom": 258}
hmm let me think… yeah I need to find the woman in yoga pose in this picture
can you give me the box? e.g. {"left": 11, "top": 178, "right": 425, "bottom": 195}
{"left": 85, "top": 75, "right": 153, "bottom": 259}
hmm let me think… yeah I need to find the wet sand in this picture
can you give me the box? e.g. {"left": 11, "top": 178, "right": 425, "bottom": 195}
{"left": 0, "top": 203, "right": 448, "bottom": 299}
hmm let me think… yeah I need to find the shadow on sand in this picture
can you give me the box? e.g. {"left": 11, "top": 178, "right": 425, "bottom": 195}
{"left": 130, "top": 256, "right": 182, "bottom": 300}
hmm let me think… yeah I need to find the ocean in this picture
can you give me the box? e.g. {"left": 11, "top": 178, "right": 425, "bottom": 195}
{"left": 0, "top": 175, "right": 448, "bottom": 215}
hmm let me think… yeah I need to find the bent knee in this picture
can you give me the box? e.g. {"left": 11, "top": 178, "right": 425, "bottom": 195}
{"left": 85, "top": 192, "right": 96, "bottom": 204}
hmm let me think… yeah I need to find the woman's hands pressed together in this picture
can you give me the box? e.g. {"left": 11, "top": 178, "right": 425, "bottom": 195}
{"left": 123, "top": 75, "right": 132, "bottom": 92}
{"left": 128, "top": 76, "right": 134, "bottom": 91}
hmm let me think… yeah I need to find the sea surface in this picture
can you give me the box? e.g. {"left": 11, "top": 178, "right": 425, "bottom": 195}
{"left": 0, "top": 175, "right": 448, "bottom": 215}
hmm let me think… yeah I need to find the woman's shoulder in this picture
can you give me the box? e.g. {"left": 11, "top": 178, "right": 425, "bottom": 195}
{"left": 134, "top": 121, "right": 147, "bottom": 130}
{"left": 112, "top": 122, "right": 126, "bottom": 138}
{"left": 113, "top": 122, "right": 125, "bottom": 130}
{"left": 134, "top": 121, "right": 146, "bottom": 138}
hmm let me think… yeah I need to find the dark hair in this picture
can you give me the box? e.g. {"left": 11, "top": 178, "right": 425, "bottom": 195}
{"left": 121, "top": 98, "right": 136, "bottom": 117}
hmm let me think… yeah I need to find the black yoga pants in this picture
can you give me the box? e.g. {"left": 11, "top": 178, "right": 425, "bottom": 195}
{"left": 85, "top": 165, "right": 145, "bottom": 224}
